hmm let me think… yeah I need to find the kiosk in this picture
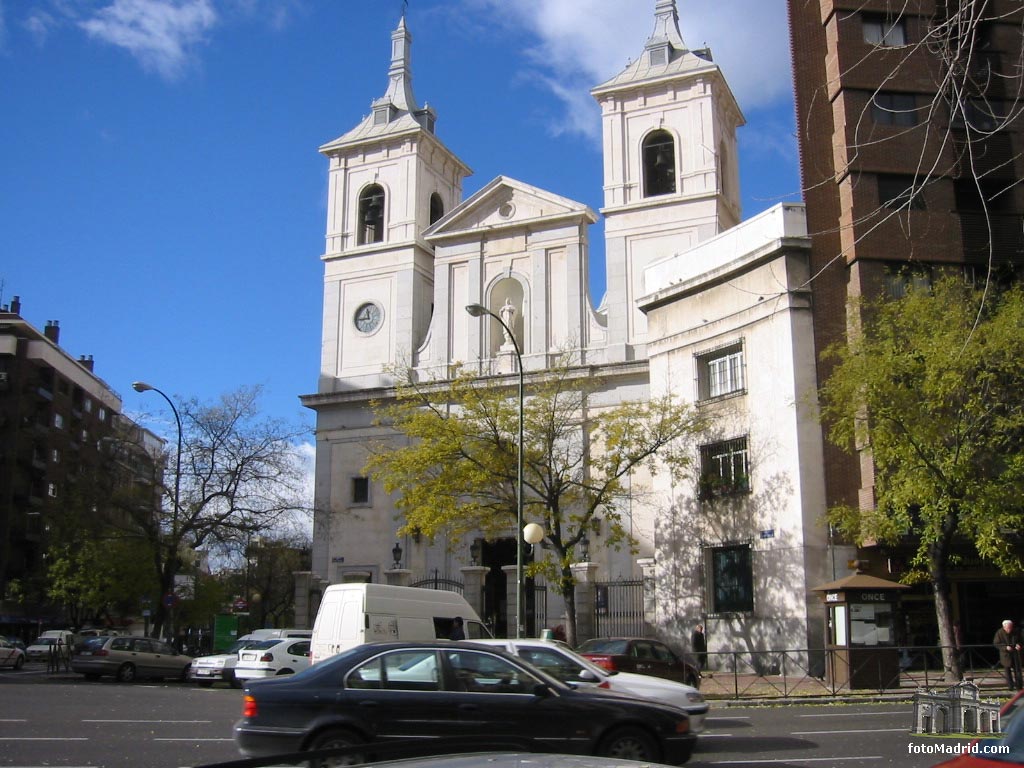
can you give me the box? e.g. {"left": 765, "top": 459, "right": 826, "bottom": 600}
{"left": 812, "top": 572, "right": 909, "bottom": 690}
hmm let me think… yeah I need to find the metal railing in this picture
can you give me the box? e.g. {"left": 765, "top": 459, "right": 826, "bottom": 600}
{"left": 696, "top": 644, "right": 1016, "bottom": 700}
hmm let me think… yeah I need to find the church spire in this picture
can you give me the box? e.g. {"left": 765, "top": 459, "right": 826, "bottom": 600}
{"left": 647, "top": 0, "right": 686, "bottom": 53}
{"left": 381, "top": 15, "right": 418, "bottom": 114}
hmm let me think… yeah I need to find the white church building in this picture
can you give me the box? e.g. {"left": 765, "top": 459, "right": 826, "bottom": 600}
{"left": 301, "top": 0, "right": 837, "bottom": 655}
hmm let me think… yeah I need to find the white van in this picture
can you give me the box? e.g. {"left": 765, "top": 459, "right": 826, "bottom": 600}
{"left": 310, "top": 583, "right": 490, "bottom": 665}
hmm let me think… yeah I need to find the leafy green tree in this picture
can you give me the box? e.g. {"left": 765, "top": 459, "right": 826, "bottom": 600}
{"left": 366, "top": 359, "right": 705, "bottom": 645}
{"left": 819, "top": 276, "right": 1024, "bottom": 681}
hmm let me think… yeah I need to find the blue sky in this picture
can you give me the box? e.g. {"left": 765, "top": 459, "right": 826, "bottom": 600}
{"left": 0, "top": 0, "right": 800, "bottom": 440}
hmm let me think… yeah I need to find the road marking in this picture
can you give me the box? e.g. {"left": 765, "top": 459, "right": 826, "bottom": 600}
{"left": 699, "top": 733, "right": 735, "bottom": 737}
{"left": 797, "top": 711, "right": 911, "bottom": 718}
{"left": 707, "top": 716, "right": 752, "bottom": 720}
{"left": 0, "top": 737, "right": 89, "bottom": 741}
{"left": 713, "top": 757, "right": 883, "bottom": 764}
{"left": 82, "top": 719, "right": 211, "bottom": 724}
{"left": 0, "top": 719, "right": 28, "bottom": 722}
{"left": 791, "top": 728, "right": 907, "bottom": 735}
{"left": 153, "top": 737, "right": 235, "bottom": 742}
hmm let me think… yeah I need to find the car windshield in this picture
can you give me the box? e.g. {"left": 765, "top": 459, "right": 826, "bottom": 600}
{"left": 578, "top": 639, "right": 628, "bottom": 654}
{"left": 31, "top": 637, "right": 56, "bottom": 646}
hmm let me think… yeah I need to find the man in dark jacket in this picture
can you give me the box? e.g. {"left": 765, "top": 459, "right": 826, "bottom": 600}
{"left": 994, "top": 619, "right": 1023, "bottom": 690}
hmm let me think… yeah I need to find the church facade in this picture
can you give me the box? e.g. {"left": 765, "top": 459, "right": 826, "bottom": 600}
{"left": 301, "top": 1, "right": 839, "bottom": 655}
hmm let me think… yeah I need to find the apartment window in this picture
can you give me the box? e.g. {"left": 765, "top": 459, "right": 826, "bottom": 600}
{"left": 48, "top": 483, "right": 58, "bottom": 498}
{"left": 872, "top": 92, "right": 917, "bottom": 126}
{"left": 83, "top": 397, "right": 93, "bottom": 413}
{"left": 863, "top": 14, "right": 906, "bottom": 46}
{"left": 697, "top": 343, "right": 745, "bottom": 400}
{"left": 878, "top": 174, "right": 925, "bottom": 210}
{"left": 351, "top": 476, "right": 370, "bottom": 505}
{"left": 51, "top": 449, "right": 60, "bottom": 464}
{"left": 98, "top": 407, "right": 107, "bottom": 422}
{"left": 54, "top": 413, "right": 64, "bottom": 429}
{"left": 699, "top": 437, "right": 750, "bottom": 499}
{"left": 708, "top": 544, "right": 754, "bottom": 613}
{"left": 884, "top": 266, "right": 932, "bottom": 300}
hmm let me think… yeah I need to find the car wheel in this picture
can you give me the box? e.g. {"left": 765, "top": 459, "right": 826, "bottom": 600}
{"left": 276, "top": 668, "right": 293, "bottom": 676}
{"left": 229, "top": 677, "right": 243, "bottom": 689}
{"left": 116, "top": 663, "right": 136, "bottom": 683}
{"left": 306, "top": 727, "right": 366, "bottom": 767}
{"left": 180, "top": 665, "right": 190, "bottom": 682}
{"left": 13, "top": 656, "right": 24, "bottom": 670}
{"left": 597, "top": 726, "right": 660, "bottom": 762}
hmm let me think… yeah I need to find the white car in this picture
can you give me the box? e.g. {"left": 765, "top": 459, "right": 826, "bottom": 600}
{"left": 190, "top": 639, "right": 261, "bottom": 687}
{"left": 234, "top": 638, "right": 311, "bottom": 683}
{"left": 0, "top": 637, "right": 25, "bottom": 669}
{"left": 473, "top": 638, "right": 709, "bottom": 733}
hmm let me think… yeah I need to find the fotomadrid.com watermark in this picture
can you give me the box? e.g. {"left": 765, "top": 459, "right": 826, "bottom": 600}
{"left": 908, "top": 743, "right": 1011, "bottom": 756}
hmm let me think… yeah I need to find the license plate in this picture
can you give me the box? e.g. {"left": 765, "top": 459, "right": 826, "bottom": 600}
{"left": 195, "top": 669, "right": 213, "bottom": 676}
{"left": 241, "top": 654, "right": 255, "bottom": 661}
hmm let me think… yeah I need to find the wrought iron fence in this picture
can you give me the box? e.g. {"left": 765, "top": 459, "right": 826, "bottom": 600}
{"left": 409, "top": 572, "right": 464, "bottom": 594}
{"left": 593, "top": 578, "right": 646, "bottom": 637}
{"left": 695, "top": 643, "right": 1015, "bottom": 700}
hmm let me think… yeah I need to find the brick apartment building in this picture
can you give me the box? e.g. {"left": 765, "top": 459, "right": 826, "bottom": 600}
{"left": 0, "top": 296, "right": 162, "bottom": 636}
{"left": 788, "top": 0, "right": 1024, "bottom": 644}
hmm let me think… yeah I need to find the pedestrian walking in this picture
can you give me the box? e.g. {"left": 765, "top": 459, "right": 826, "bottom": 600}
{"left": 993, "top": 619, "right": 1023, "bottom": 690}
{"left": 691, "top": 623, "right": 707, "bottom": 670}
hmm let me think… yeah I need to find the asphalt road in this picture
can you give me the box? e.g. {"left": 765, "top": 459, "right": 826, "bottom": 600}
{"left": 0, "top": 662, "right": 1000, "bottom": 768}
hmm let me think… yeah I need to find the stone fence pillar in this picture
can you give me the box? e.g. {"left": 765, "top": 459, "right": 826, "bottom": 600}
{"left": 571, "top": 562, "right": 600, "bottom": 643}
{"left": 384, "top": 569, "right": 412, "bottom": 587}
{"left": 459, "top": 566, "right": 489, "bottom": 624}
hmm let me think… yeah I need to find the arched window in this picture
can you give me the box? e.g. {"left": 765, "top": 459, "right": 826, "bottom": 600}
{"left": 642, "top": 130, "right": 676, "bottom": 197}
{"left": 429, "top": 193, "right": 444, "bottom": 225}
{"left": 358, "top": 184, "right": 385, "bottom": 245}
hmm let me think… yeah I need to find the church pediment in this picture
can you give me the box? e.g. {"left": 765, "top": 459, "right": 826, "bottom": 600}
{"left": 423, "top": 176, "right": 597, "bottom": 242}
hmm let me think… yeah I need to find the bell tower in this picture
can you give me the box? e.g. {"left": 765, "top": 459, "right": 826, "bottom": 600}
{"left": 593, "top": 0, "right": 744, "bottom": 361}
{"left": 317, "top": 15, "right": 471, "bottom": 391}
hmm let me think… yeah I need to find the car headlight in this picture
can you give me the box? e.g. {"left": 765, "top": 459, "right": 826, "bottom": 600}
{"left": 686, "top": 692, "right": 705, "bottom": 704}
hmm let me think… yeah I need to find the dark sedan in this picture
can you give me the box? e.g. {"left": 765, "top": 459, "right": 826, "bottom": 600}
{"left": 233, "top": 641, "right": 696, "bottom": 765}
{"left": 577, "top": 638, "right": 701, "bottom": 687}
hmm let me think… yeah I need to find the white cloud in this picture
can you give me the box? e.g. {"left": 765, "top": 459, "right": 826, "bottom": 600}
{"left": 24, "top": 10, "right": 59, "bottom": 46}
{"left": 78, "top": 0, "right": 217, "bottom": 80}
{"left": 463, "top": 0, "right": 793, "bottom": 139}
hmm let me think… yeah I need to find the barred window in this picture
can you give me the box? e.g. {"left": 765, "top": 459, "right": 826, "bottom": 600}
{"left": 697, "top": 343, "right": 745, "bottom": 400}
{"left": 699, "top": 437, "right": 750, "bottom": 499}
{"left": 708, "top": 544, "right": 754, "bottom": 613}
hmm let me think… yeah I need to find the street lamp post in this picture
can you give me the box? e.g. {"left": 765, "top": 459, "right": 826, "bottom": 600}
{"left": 132, "top": 380, "right": 182, "bottom": 642}
{"left": 466, "top": 302, "right": 525, "bottom": 638}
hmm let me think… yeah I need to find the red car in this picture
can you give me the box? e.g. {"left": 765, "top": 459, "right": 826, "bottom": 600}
{"left": 577, "top": 637, "right": 701, "bottom": 688}
{"left": 933, "top": 693, "right": 1024, "bottom": 767}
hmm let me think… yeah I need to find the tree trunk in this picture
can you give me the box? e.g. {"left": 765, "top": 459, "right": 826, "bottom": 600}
{"left": 561, "top": 563, "right": 578, "bottom": 648}
{"left": 931, "top": 550, "right": 962, "bottom": 682}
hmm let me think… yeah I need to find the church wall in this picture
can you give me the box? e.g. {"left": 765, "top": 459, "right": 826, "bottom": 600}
{"left": 642, "top": 219, "right": 825, "bottom": 654}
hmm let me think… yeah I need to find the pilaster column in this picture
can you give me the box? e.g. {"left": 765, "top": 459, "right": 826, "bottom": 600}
{"left": 637, "top": 557, "right": 657, "bottom": 627}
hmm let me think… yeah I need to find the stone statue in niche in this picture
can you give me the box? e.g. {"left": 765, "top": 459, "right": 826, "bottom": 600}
{"left": 499, "top": 297, "right": 517, "bottom": 348}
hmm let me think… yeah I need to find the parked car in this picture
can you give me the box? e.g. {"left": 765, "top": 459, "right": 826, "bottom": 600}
{"left": 233, "top": 641, "right": 697, "bottom": 765}
{"left": 71, "top": 636, "right": 193, "bottom": 682}
{"left": 577, "top": 638, "right": 701, "bottom": 687}
{"left": 234, "top": 637, "right": 312, "bottom": 683}
{"left": 25, "top": 631, "right": 75, "bottom": 662}
{"left": 0, "top": 637, "right": 26, "bottom": 669}
{"left": 190, "top": 639, "right": 261, "bottom": 687}
{"left": 472, "top": 638, "right": 708, "bottom": 732}
{"left": 3, "top": 636, "right": 27, "bottom": 652}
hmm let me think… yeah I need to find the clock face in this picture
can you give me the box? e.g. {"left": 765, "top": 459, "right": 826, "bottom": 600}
{"left": 354, "top": 302, "right": 383, "bottom": 333}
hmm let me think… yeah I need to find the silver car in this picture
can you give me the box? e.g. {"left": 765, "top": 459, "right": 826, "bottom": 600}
{"left": 71, "top": 636, "right": 193, "bottom": 682}
{"left": 473, "top": 638, "right": 709, "bottom": 733}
